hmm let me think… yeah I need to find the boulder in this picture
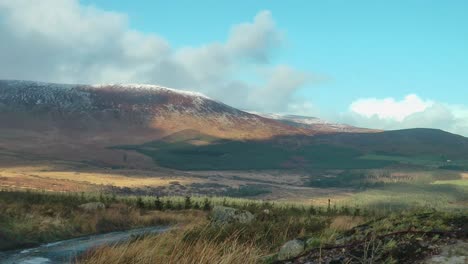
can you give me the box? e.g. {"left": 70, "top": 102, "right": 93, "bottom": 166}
{"left": 277, "top": 239, "right": 305, "bottom": 261}
{"left": 79, "top": 202, "right": 105, "bottom": 212}
{"left": 210, "top": 206, "right": 254, "bottom": 225}
{"left": 425, "top": 240, "right": 467, "bottom": 264}
{"left": 306, "top": 237, "right": 321, "bottom": 248}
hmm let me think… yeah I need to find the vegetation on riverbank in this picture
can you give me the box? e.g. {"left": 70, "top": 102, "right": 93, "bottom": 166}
{"left": 1, "top": 189, "right": 466, "bottom": 263}
{"left": 0, "top": 188, "right": 384, "bottom": 251}
{"left": 79, "top": 208, "right": 467, "bottom": 264}
{"left": 0, "top": 190, "right": 203, "bottom": 250}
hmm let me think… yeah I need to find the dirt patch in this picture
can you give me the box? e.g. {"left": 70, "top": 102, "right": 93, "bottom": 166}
{"left": 461, "top": 173, "right": 468, "bottom": 180}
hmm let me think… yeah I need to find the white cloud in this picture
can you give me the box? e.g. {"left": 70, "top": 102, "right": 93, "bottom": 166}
{"left": 349, "top": 94, "right": 433, "bottom": 121}
{"left": 4, "top": 1, "right": 464, "bottom": 136}
{"left": 0, "top": 0, "right": 310, "bottom": 112}
{"left": 226, "top": 10, "right": 282, "bottom": 62}
{"left": 344, "top": 94, "right": 468, "bottom": 136}
{"left": 247, "top": 65, "right": 308, "bottom": 111}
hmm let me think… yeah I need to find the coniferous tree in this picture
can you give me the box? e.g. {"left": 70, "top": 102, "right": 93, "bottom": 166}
{"left": 154, "top": 196, "right": 163, "bottom": 210}
{"left": 184, "top": 196, "right": 192, "bottom": 209}
{"left": 341, "top": 205, "right": 351, "bottom": 215}
{"left": 317, "top": 207, "right": 323, "bottom": 215}
{"left": 353, "top": 207, "right": 361, "bottom": 216}
{"left": 202, "top": 198, "right": 212, "bottom": 211}
{"left": 308, "top": 205, "right": 316, "bottom": 215}
{"left": 165, "top": 199, "right": 173, "bottom": 210}
{"left": 136, "top": 196, "right": 145, "bottom": 209}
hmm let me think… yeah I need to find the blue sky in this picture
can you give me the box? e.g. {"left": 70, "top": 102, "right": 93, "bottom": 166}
{"left": 81, "top": 0, "right": 468, "bottom": 111}
{"left": 1, "top": 0, "right": 467, "bottom": 135}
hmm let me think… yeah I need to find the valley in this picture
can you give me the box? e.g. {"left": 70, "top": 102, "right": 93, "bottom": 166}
{"left": 2, "top": 1, "right": 468, "bottom": 262}
{"left": 0, "top": 80, "right": 466, "bottom": 263}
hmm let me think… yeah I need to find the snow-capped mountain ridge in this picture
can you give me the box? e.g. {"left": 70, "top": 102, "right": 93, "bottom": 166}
{"left": 2, "top": 80, "right": 211, "bottom": 99}
{"left": 247, "top": 111, "right": 377, "bottom": 133}
{"left": 91, "top": 83, "right": 211, "bottom": 99}
{"left": 0, "top": 80, "right": 304, "bottom": 140}
{"left": 0, "top": 80, "right": 220, "bottom": 113}
{"left": 247, "top": 111, "right": 330, "bottom": 125}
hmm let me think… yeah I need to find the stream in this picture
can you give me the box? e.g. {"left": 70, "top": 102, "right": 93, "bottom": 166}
{"left": 0, "top": 226, "right": 169, "bottom": 264}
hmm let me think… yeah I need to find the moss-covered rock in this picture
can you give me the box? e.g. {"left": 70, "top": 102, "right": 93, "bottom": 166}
{"left": 209, "top": 206, "right": 254, "bottom": 226}
{"left": 277, "top": 239, "right": 305, "bottom": 261}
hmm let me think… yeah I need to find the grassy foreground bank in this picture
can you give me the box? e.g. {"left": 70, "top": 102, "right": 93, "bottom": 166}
{"left": 0, "top": 190, "right": 204, "bottom": 250}
{"left": 1, "top": 190, "right": 466, "bottom": 263}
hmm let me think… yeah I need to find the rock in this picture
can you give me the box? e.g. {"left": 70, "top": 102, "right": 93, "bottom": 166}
{"left": 210, "top": 206, "right": 254, "bottom": 225}
{"left": 277, "top": 239, "right": 305, "bottom": 261}
{"left": 424, "top": 240, "right": 468, "bottom": 264}
{"left": 306, "top": 237, "right": 321, "bottom": 248}
{"left": 79, "top": 202, "right": 105, "bottom": 212}
{"left": 44, "top": 208, "right": 55, "bottom": 216}
{"left": 335, "top": 236, "right": 353, "bottom": 245}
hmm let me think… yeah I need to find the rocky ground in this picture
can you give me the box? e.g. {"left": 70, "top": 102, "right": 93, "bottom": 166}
{"left": 275, "top": 212, "right": 468, "bottom": 264}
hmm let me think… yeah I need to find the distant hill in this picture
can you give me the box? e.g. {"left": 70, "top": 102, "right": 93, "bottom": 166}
{"left": 248, "top": 112, "right": 377, "bottom": 133}
{"left": 311, "top": 128, "right": 468, "bottom": 159}
{"left": 118, "top": 129, "right": 468, "bottom": 171}
{"left": 0, "top": 80, "right": 467, "bottom": 171}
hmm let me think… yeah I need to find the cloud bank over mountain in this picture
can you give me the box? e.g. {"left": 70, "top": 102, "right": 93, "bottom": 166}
{"left": 0, "top": 0, "right": 466, "bottom": 136}
{"left": 344, "top": 94, "right": 468, "bottom": 136}
{"left": 0, "top": 0, "right": 311, "bottom": 113}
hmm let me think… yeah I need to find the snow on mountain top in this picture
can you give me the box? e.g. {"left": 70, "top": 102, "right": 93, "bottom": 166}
{"left": 91, "top": 83, "right": 211, "bottom": 99}
{"left": 1, "top": 80, "right": 211, "bottom": 99}
{"left": 246, "top": 111, "right": 331, "bottom": 125}
{"left": 1, "top": 80, "right": 78, "bottom": 90}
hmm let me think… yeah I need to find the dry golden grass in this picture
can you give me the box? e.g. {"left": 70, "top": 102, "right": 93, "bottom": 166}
{"left": 0, "top": 159, "right": 355, "bottom": 202}
{"left": 79, "top": 223, "right": 263, "bottom": 264}
{"left": 329, "top": 216, "right": 366, "bottom": 231}
{"left": 150, "top": 113, "right": 303, "bottom": 140}
{"left": 35, "top": 170, "right": 195, "bottom": 187}
{"left": 0, "top": 193, "right": 206, "bottom": 250}
{"left": 0, "top": 162, "right": 199, "bottom": 191}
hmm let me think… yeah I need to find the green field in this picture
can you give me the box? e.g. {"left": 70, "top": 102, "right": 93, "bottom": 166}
{"left": 344, "top": 183, "right": 468, "bottom": 210}
{"left": 117, "top": 139, "right": 393, "bottom": 170}
{"left": 361, "top": 154, "right": 468, "bottom": 170}
{"left": 116, "top": 129, "right": 468, "bottom": 172}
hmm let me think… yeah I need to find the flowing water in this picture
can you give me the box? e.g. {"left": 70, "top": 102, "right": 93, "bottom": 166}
{"left": 0, "top": 226, "right": 169, "bottom": 264}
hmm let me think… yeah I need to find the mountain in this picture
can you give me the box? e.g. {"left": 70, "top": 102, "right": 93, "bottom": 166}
{"left": 0, "top": 80, "right": 305, "bottom": 166}
{"left": 0, "top": 80, "right": 306, "bottom": 140}
{"left": 1, "top": 80, "right": 467, "bottom": 171}
{"left": 247, "top": 112, "right": 377, "bottom": 133}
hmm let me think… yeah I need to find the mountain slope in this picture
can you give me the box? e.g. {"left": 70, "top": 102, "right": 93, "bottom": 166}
{"left": 311, "top": 128, "right": 468, "bottom": 159}
{"left": 248, "top": 112, "right": 377, "bottom": 133}
{"left": 0, "top": 80, "right": 305, "bottom": 166}
{"left": 1, "top": 80, "right": 467, "bottom": 171}
{"left": 120, "top": 128, "right": 468, "bottom": 171}
{"left": 0, "top": 80, "right": 305, "bottom": 140}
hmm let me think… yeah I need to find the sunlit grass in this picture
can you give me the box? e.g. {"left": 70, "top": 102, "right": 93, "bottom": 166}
{"left": 341, "top": 183, "right": 468, "bottom": 210}
{"left": 432, "top": 179, "right": 468, "bottom": 186}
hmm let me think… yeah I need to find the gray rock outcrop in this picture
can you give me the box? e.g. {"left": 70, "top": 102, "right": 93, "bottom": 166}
{"left": 210, "top": 206, "right": 254, "bottom": 225}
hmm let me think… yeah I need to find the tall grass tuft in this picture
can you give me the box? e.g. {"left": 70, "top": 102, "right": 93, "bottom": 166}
{"left": 79, "top": 226, "right": 263, "bottom": 264}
